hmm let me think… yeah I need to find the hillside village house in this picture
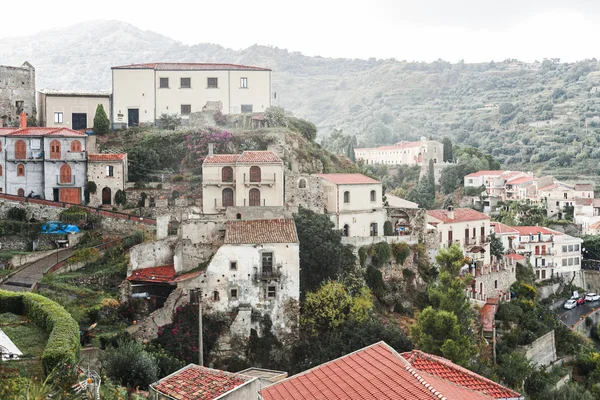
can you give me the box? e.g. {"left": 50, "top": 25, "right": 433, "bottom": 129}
{"left": 111, "top": 63, "right": 272, "bottom": 128}
{"left": 87, "top": 153, "right": 128, "bottom": 207}
{"left": 0, "top": 62, "right": 35, "bottom": 127}
{"left": 317, "top": 173, "right": 386, "bottom": 237}
{"left": 538, "top": 182, "right": 592, "bottom": 218}
{"left": 354, "top": 137, "right": 443, "bottom": 166}
{"left": 37, "top": 90, "right": 111, "bottom": 130}
{"left": 0, "top": 115, "right": 87, "bottom": 203}
{"left": 201, "top": 148, "right": 284, "bottom": 214}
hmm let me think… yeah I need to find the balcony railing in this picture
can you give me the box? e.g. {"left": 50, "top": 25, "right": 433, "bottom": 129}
{"left": 63, "top": 151, "right": 86, "bottom": 161}
{"left": 6, "top": 151, "right": 44, "bottom": 161}
{"left": 56, "top": 175, "right": 76, "bottom": 186}
{"left": 243, "top": 173, "right": 276, "bottom": 186}
{"left": 534, "top": 250, "right": 555, "bottom": 256}
{"left": 203, "top": 179, "right": 235, "bottom": 186}
{"left": 254, "top": 268, "right": 282, "bottom": 281}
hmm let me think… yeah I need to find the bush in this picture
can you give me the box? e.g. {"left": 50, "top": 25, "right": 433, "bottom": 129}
{"left": 213, "top": 111, "right": 228, "bottom": 126}
{"left": 93, "top": 104, "right": 110, "bottom": 135}
{"left": 157, "top": 113, "right": 182, "bottom": 130}
{"left": 368, "top": 242, "right": 391, "bottom": 267}
{"left": 114, "top": 190, "right": 127, "bottom": 206}
{"left": 264, "top": 106, "right": 288, "bottom": 127}
{"left": 171, "top": 175, "right": 184, "bottom": 182}
{"left": 102, "top": 339, "right": 159, "bottom": 389}
{"left": 6, "top": 207, "right": 27, "bottom": 222}
{"left": 392, "top": 243, "right": 411, "bottom": 264}
{"left": 0, "top": 290, "right": 80, "bottom": 376}
{"left": 133, "top": 181, "right": 147, "bottom": 189}
{"left": 383, "top": 221, "right": 394, "bottom": 236}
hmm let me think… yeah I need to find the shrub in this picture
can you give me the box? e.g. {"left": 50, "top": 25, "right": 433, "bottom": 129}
{"left": 0, "top": 290, "right": 80, "bottom": 377}
{"left": 213, "top": 111, "right": 228, "bottom": 126}
{"left": 103, "top": 339, "right": 159, "bottom": 389}
{"left": 264, "top": 106, "right": 288, "bottom": 127}
{"left": 171, "top": 175, "right": 184, "bottom": 182}
{"left": 392, "top": 243, "right": 411, "bottom": 264}
{"left": 133, "top": 181, "right": 147, "bottom": 189}
{"left": 156, "top": 183, "right": 163, "bottom": 189}
{"left": 369, "top": 242, "right": 391, "bottom": 267}
{"left": 122, "top": 231, "right": 144, "bottom": 249}
{"left": 59, "top": 206, "right": 88, "bottom": 225}
{"left": 157, "top": 113, "right": 182, "bottom": 130}
{"left": 114, "top": 190, "right": 127, "bottom": 206}
{"left": 6, "top": 207, "right": 27, "bottom": 222}
{"left": 383, "top": 221, "right": 394, "bottom": 236}
{"left": 93, "top": 104, "right": 110, "bottom": 135}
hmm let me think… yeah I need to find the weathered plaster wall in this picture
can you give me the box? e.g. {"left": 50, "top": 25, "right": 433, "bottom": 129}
{"left": 0, "top": 62, "right": 35, "bottom": 125}
{"left": 284, "top": 173, "right": 324, "bottom": 213}
{"left": 225, "top": 206, "right": 292, "bottom": 220}
{"left": 522, "top": 330, "right": 557, "bottom": 368}
{"left": 128, "top": 237, "right": 177, "bottom": 274}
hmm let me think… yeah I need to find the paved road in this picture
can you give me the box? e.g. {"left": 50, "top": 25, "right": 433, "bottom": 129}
{"left": 0, "top": 248, "right": 75, "bottom": 292}
{"left": 557, "top": 299, "right": 600, "bottom": 327}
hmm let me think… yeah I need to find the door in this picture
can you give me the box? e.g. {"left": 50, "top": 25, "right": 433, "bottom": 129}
{"left": 249, "top": 188, "right": 261, "bottom": 206}
{"left": 72, "top": 113, "right": 87, "bottom": 130}
{"left": 102, "top": 187, "right": 112, "bottom": 205}
{"left": 222, "top": 188, "right": 233, "bottom": 207}
{"left": 59, "top": 188, "right": 81, "bottom": 204}
{"left": 128, "top": 109, "right": 139, "bottom": 127}
{"left": 53, "top": 188, "right": 59, "bottom": 202}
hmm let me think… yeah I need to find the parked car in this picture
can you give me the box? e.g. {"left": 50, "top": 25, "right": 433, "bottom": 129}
{"left": 564, "top": 299, "right": 578, "bottom": 309}
{"left": 586, "top": 293, "right": 600, "bottom": 302}
{"left": 577, "top": 297, "right": 586, "bottom": 305}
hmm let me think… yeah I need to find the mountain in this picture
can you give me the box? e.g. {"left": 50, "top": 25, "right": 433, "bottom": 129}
{"left": 3, "top": 21, "right": 600, "bottom": 183}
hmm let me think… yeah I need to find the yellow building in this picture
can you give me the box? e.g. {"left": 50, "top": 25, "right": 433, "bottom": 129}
{"left": 111, "top": 62, "right": 272, "bottom": 127}
{"left": 37, "top": 90, "right": 111, "bottom": 130}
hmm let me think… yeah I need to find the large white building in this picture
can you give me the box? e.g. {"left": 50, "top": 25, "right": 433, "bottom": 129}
{"left": 354, "top": 138, "right": 443, "bottom": 166}
{"left": 201, "top": 149, "right": 284, "bottom": 214}
{"left": 317, "top": 173, "right": 386, "bottom": 237}
{"left": 111, "top": 62, "right": 272, "bottom": 127}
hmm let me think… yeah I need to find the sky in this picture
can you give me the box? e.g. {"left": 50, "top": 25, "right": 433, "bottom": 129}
{"left": 2, "top": 0, "right": 600, "bottom": 62}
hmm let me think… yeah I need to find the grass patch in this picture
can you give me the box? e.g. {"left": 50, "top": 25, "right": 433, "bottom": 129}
{"left": 0, "top": 251, "right": 31, "bottom": 261}
{"left": 0, "top": 312, "right": 48, "bottom": 358}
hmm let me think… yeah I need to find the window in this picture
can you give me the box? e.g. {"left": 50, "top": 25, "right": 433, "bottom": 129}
{"left": 17, "top": 188, "right": 24, "bottom": 197}
{"left": 106, "top": 166, "right": 114, "bottom": 177}
{"left": 213, "top": 291, "right": 220, "bottom": 301}
{"left": 370, "top": 190, "right": 376, "bottom": 202}
{"left": 50, "top": 140, "right": 61, "bottom": 160}
{"left": 54, "top": 112, "right": 63, "bottom": 123}
{"left": 180, "top": 77, "right": 191, "bottom": 88}
{"left": 0, "top": 141, "right": 2, "bottom": 152}
{"left": 542, "top": 270, "right": 546, "bottom": 279}
{"left": 249, "top": 188, "right": 261, "bottom": 206}
{"left": 562, "top": 258, "right": 568, "bottom": 267}
{"left": 298, "top": 179, "right": 306, "bottom": 189}
{"left": 189, "top": 289, "right": 201, "bottom": 304}
{"left": 70, "top": 140, "right": 82, "bottom": 152}
{"left": 59, "top": 164, "right": 72, "bottom": 184}
{"left": 562, "top": 245, "right": 568, "bottom": 253}
{"left": 564, "top": 193, "right": 568, "bottom": 199}
{"left": 494, "top": 280, "right": 498, "bottom": 289}
{"left": 241, "top": 104, "right": 253, "bottom": 113}
{"left": 344, "top": 191, "right": 350, "bottom": 204}
{"left": 262, "top": 252, "right": 273, "bottom": 274}
{"left": 15, "top": 140, "right": 26, "bottom": 159}
{"left": 0, "top": 165, "right": 2, "bottom": 176}
{"left": 222, "top": 166, "right": 233, "bottom": 182}
{"left": 207, "top": 78, "right": 218, "bottom": 88}
{"left": 240, "top": 77, "right": 248, "bottom": 88}
{"left": 568, "top": 258, "right": 574, "bottom": 266}
{"left": 230, "top": 261, "right": 237, "bottom": 271}
{"left": 181, "top": 105, "right": 191, "bottom": 115}
{"left": 370, "top": 222, "right": 378, "bottom": 237}
{"left": 575, "top": 244, "right": 580, "bottom": 251}
{"left": 468, "top": 179, "right": 473, "bottom": 184}
{"left": 236, "top": 213, "right": 242, "bottom": 220}
{"left": 230, "top": 289, "right": 238, "bottom": 299}
{"left": 17, "top": 164, "right": 24, "bottom": 176}
{"left": 159, "top": 77, "right": 169, "bottom": 88}
{"left": 575, "top": 257, "right": 580, "bottom": 265}
{"left": 249, "top": 166, "right": 261, "bottom": 182}
{"left": 568, "top": 245, "right": 573, "bottom": 252}
{"left": 267, "top": 286, "right": 276, "bottom": 298}
{"left": 222, "top": 188, "right": 234, "bottom": 207}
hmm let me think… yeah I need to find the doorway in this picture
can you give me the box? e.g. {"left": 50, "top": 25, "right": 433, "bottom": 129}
{"left": 102, "top": 187, "right": 112, "bottom": 205}
{"left": 72, "top": 113, "right": 87, "bottom": 130}
{"left": 128, "top": 109, "right": 139, "bottom": 127}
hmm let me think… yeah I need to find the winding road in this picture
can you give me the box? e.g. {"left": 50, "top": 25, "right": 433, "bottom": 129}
{"left": 0, "top": 248, "right": 75, "bottom": 292}
{"left": 556, "top": 299, "right": 600, "bottom": 327}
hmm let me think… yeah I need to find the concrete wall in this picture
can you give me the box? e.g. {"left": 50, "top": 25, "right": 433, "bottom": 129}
{"left": 39, "top": 93, "right": 110, "bottom": 129}
{"left": 0, "top": 62, "right": 35, "bottom": 126}
{"left": 128, "top": 237, "right": 176, "bottom": 274}
{"left": 522, "top": 330, "right": 557, "bottom": 368}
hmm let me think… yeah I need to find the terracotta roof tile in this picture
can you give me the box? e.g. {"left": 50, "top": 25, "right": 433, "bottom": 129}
{"left": 5, "top": 127, "right": 86, "bottom": 137}
{"left": 506, "top": 176, "right": 533, "bottom": 185}
{"left": 153, "top": 364, "right": 253, "bottom": 400}
{"left": 355, "top": 140, "right": 426, "bottom": 151}
{"left": 511, "top": 226, "right": 562, "bottom": 236}
{"left": 506, "top": 253, "right": 526, "bottom": 261}
{"left": 224, "top": 219, "right": 298, "bottom": 244}
{"left": 203, "top": 154, "right": 240, "bottom": 164}
{"left": 401, "top": 350, "right": 521, "bottom": 399}
{"left": 575, "top": 184, "right": 594, "bottom": 191}
{"left": 317, "top": 173, "right": 381, "bottom": 185}
{"left": 112, "top": 62, "right": 271, "bottom": 71}
{"left": 464, "top": 170, "right": 506, "bottom": 178}
{"left": 490, "top": 222, "right": 519, "bottom": 235}
{"left": 261, "top": 342, "right": 499, "bottom": 400}
{"left": 589, "top": 220, "right": 600, "bottom": 230}
{"left": 127, "top": 265, "right": 176, "bottom": 283}
{"left": 237, "top": 151, "right": 282, "bottom": 163}
{"left": 88, "top": 153, "right": 126, "bottom": 161}
{"left": 427, "top": 208, "right": 490, "bottom": 224}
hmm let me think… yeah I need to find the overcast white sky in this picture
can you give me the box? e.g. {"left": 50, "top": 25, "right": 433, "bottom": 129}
{"left": 3, "top": 0, "right": 600, "bottom": 62}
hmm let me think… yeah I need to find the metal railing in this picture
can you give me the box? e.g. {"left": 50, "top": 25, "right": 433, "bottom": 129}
{"left": 254, "top": 268, "right": 282, "bottom": 281}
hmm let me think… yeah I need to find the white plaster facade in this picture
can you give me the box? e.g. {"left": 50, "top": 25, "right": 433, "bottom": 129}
{"left": 201, "top": 151, "right": 284, "bottom": 214}
{"left": 111, "top": 63, "right": 271, "bottom": 127}
{"left": 354, "top": 137, "right": 443, "bottom": 166}
{"left": 37, "top": 90, "right": 111, "bottom": 130}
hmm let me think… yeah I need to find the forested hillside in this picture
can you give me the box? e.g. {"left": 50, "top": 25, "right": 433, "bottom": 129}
{"left": 3, "top": 21, "right": 600, "bottom": 182}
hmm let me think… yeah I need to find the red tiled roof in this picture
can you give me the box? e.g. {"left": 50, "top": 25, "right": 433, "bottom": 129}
{"left": 203, "top": 154, "right": 240, "bottom": 164}
{"left": 575, "top": 184, "right": 594, "bottom": 191}
{"left": 237, "top": 151, "right": 282, "bottom": 163}
{"left": 490, "top": 222, "right": 518, "bottom": 235}
{"left": 512, "top": 226, "right": 562, "bottom": 236}
{"left": 3, "top": 127, "right": 86, "bottom": 137}
{"left": 153, "top": 364, "right": 253, "bottom": 400}
{"left": 127, "top": 265, "right": 176, "bottom": 283}
{"left": 427, "top": 208, "right": 490, "bottom": 224}
{"left": 261, "top": 342, "right": 498, "bottom": 400}
{"left": 317, "top": 173, "right": 380, "bottom": 185}
{"left": 401, "top": 350, "right": 521, "bottom": 399}
{"left": 464, "top": 170, "right": 506, "bottom": 178}
{"left": 225, "top": 219, "right": 298, "bottom": 244}
{"left": 112, "top": 62, "right": 271, "bottom": 71}
{"left": 355, "top": 140, "right": 425, "bottom": 151}
{"left": 506, "top": 253, "right": 526, "bottom": 261}
{"left": 479, "top": 303, "right": 497, "bottom": 333}
{"left": 88, "top": 153, "right": 126, "bottom": 161}
{"left": 589, "top": 220, "right": 600, "bottom": 230}
{"left": 506, "top": 176, "right": 533, "bottom": 185}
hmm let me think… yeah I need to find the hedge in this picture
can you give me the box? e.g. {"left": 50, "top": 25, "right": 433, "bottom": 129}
{"left": 0, "top": 290, "right": 80, "bottom": 374}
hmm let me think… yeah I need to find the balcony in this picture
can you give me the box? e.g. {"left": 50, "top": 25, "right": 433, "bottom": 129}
{"left": 254, "top": 267, "right": 282, "bottom": 281}
{"left": 534, "top": 250, "right": 555, "bottom": 256}
{"left": 6, "top": 151, "right": 44, "bottom": 162}
{"left": 213, "top": 199, "right": 233, "bottom": 210}
{"left": 203, "top": 179, "right": 235, "bottom": 187}
{"left": 56, "top": 175, "right": 76, "bottom": 186}
{"left": 243, "top": 174, "right": 276, "bottom": 187}
{"left": 63, "top": 151, "right": 86, "bottom": 161}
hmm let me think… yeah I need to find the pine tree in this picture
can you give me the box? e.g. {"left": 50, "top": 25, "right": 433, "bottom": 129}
{"left": 93, "top": 104, "right": 110, "bottom": 135}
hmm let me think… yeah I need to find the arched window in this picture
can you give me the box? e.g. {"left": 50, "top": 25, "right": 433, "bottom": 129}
{"left": 236, "top": 213, "right": 242, "bottom": 220}
{"left": 370, "top": 190, "right": 376, "bottom": 202}
{"left": 221, "top": 166, "right": 233, "bottom": 182}
{"left": 213, "top": 291, "right": 220, "bottom": 301}
{"left": 249, "top": 188, "right": 261, "bottom": 206}
{"left": 298, "top": 178, "right": 306, "bottom": 189}
{"left": 343, "top": 224, "right": 350, "bottom": 237}
{"left": 50, "top": 140, "right": 61, "bottom": 160}
{"left": 222, "top": 188, "right": 234, "bottom": 207}
{"left": 249, "top": 166, "right": 261, "bottom": 182}
{"left": 102, "top": 187, "right": 112, "bottom": 205}
{"left": 15, "top": 140, "right": 26, "bottom": 159}
{"left": 59, "top": 164, "right": 72, "bottom": 184}
{"left": 17, "top": 164, "right": 25, "bottom": 176}
{"left": 17, "top": 188, "right": 24, "bottom": 197}
{"left": 70, "top": 140, "right": 82, "bottom": 152}
{"left": 168, "top": 219, "right": 179, "bottom": 236}
{"left": 370, "top": 223, "right": 378, "bottom": 237}
{"left": 343, "top": 191, "right": 350, "bottom": 204}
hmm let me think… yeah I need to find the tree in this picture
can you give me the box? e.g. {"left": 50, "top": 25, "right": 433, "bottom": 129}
{"left": 410, "top": 307, "right": 473, "bottom": 365}
{"left": 442, "top": 137, "right": 453, "bottom": 162}
{"left": 264, "top": 106, "right": 287, "bottom": 127}
{"left": 497, "top": 352, "right": 533, "bottom": 391}
{"left": 548, "top": 383, "right": 594, "bottom": 400}
{"left": 102, "top": 339, "right": 159, "bottom": 389}
{"left": 85, "top": 181, "right": 97, "bottom": 204}
{"left": 490, "top": 232, "right": 505, "bottom": 259}
{"left": 158, "top": 113, "right": 182, "bottom": 130}
{"left": 428, "top": 271, "right": 473, "bottom": 331}
{"left": 347, "top": 141, "right": 356, "bottom": 162}
{"left": 383, "top": 221, "right": 394, "bottom": 236}
{"left": 435, "top": 244, "right": 464, "bottom": 276}
{"left": 294, "top": 207, "right": 346, "bottom": 294}
{"left": 127, "top": 146, "right": 160, "bottom": 181}
{"left": 114, "top": 189, "right": 127, "bottom": 206}
{"left": 93, "top": 104, "right": 110, "bottom": 135}
{"left": 288, "top": 117, "right": 317, "bottom": 141}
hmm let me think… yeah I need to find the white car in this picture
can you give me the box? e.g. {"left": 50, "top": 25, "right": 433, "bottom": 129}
{"left": 586, "top": 293, "right": 600, "bottom": 302}
{"left": 564, "top": 299, "right": 578, "bottom": 310}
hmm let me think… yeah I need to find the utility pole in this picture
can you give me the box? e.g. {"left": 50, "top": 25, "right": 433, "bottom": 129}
{"left": 199, "top": 300, "right": 203, "bottom": 367}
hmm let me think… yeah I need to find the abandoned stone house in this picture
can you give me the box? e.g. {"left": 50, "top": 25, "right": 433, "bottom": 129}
{"left": 0, "top": 62, "right": 35, "bottom": 127}
{"left": 87, "top": 153, "right": 128, "bottom": 207}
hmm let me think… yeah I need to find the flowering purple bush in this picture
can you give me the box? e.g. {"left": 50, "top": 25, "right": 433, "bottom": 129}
{"left": 183, "top": 128, "right": 233, "bottom": 167}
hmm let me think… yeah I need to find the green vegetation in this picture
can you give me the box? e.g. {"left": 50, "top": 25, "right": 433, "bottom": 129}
{"left": 158, "top": 112, "right": 182, "bottom": 130}
{"left": 0, "top": 312, "right": 48, "bottom": 357}
{"left": 93, "top": 104, "right": 110, "bottom": 135}
{"left": 102, "top": 339, "right": 159, "bottom": 389}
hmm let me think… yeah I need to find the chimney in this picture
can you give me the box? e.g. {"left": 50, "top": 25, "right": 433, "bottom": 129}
{"left": 208, "top": 143, "right": 214, "bottom": 157}
{"left": 447, "top": 205, "right": 454, "bottom": 220}
{"left": 19, "top": 112, "right": 27, "bottom": 128}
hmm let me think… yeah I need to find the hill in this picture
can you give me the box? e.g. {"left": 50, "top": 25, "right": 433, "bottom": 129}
{"left": 3, "top": 21, "right": 600, "bottom": 183}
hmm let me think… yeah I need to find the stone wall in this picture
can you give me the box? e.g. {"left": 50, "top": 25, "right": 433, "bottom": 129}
{"left": 584, "top": 270, "right": 600, "bottom": 293}
{"left": 537, "top": 282, "right": 562, "bottom": 300}
{"left": 128, "top": 237, "right": 177, "bottom": 274}
{"left": 225, "top": 206, "right": 292, "bottom": 220}
{"left": 0, "top": 62, "right": 36, "bottom": 125}
{"left": 522, "top": 330, "right": 557, "bottom": 367}
{"left": 284, "top": 172, "right": 324, "bottom": 213}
